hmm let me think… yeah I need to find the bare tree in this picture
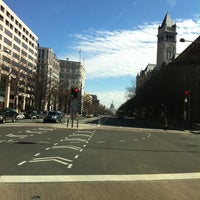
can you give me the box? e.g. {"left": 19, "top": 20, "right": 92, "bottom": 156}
{"left": 125, "top": 80, "right": 136, "bottom": 99}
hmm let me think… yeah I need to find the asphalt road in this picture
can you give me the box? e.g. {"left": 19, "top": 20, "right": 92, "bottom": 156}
{"left": 0, "top": 117, "right": 200, "bottom": 175}
{"left": 0, "top": 117, "right": 200, "bottom": 199}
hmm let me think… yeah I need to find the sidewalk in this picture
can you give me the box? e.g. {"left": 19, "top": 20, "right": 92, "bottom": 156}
{"left": 0, "top": 179, "right": 200, "bottom": 200}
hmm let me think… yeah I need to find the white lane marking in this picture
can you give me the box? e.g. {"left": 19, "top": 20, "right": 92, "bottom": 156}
{"left": 29, "top": 156, "right": 73, "bottom": 166}
{"left": 17, "top": 161, "right": 27, "bottom": 166}
{"left": 65, "top": 138, "right": 89, "bottom": 143}
{"left": 72, "top": 133, "right": 92, "bottom": 138}
{"left": 45, "top": 147, "right": 50, "bottom": 150}
{"left": 38, "top": 128, "right": 54, "bottom": 131}
{"left": 147, "top": 133, "right": 151, "bottom": 138}
{"left": 34, "top": 153, "right": 41, "bottom": 157}
{"left": 134, "top": 139, "right": 138, "bottom": 141}
{"left": 68, "top": 164, "right": 73, "bottom": 169}
{"left": 52, "top": 145, "right": 82, "bottom": 151}
{"left": 6, "top": 133, "right": 28, "bottom": 139}
{"left": 74, "top": 155, "right": 79, "bottom": 159}
{"left": 54, "top": 143, "right": 58, "bottom": 145}
{"left": 70, "top": 141, "right": 81, "bottom": 144}
{"left": 77, "top": 130, "right": 96, "bottom": 134}
{"left": 1, "top": 173, "right": 200, "bottom": 183}
{"left": 26, "top": 130, "right": 42, "bottom": 134}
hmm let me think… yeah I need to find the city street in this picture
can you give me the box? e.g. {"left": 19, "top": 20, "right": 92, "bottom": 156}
{"left": 0, "top": 117, "right": 200, "bottom": 199}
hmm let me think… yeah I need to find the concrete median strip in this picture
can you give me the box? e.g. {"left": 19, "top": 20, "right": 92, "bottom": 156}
{"left": 0, "top": 173, "right": 200, "bottom": 183}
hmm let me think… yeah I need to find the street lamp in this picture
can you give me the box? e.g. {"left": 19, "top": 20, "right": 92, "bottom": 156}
{"left": 180, "top": 38, "right": 193, "bottom": 43}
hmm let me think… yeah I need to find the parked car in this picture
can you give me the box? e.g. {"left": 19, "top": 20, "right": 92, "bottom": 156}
{"left": 16, "top": 112, "right": 25, "bottom": 120}
{"left": 43, "top": 111, "right": 65, "bottom": 123}
{"left": 25, "top": 110, "right": 37, "bottom": 119}
{"left": 0, "top": 108, "right": 18, "bottom": 123}
{"left": 37, "top": 111, "right": 44, "bottom": 119}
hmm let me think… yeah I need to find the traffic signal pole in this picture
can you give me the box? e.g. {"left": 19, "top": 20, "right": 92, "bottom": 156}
{"left": 69, "top": 87, "right": 79, "bottom": 128}
{"left": 184, "top": 90, "right": 191, "bottom": 130}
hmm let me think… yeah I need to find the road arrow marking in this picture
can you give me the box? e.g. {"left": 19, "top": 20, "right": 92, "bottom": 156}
{"left": 52, "top": 145, "right": 82, "bottom": 151}
{"left": 26, "top": 130, "right": 42, "bottom": 134}
{"left": 18, "top": 161, "right": 27, "bottom": 166}
{"left": 65, "top": 138, "right": 88, "bottom": 143}
{"left": 72, "top": 133, "right": 92, "bottom": 138}
{"left": 77, "top": 130, "right": 96, "bottom": 135}
{"left": 38, "top": 128, "right": 54, "bottom": 131}
{"left": 29, "top": 156, "right": 73, "bottom": 166}
{"left": 6, "top": 133, "right": 28, "bottom": 139}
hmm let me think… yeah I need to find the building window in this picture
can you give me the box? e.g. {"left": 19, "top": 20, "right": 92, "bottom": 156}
{"left": 21, "top": 50, "right": 27, "bottom": 57}
{"left": 5, "top": 20, "right": 9, "bottom": 26}
{"left": 6, "top": 11, "right": 10, "bottom": 18}
{"left": 14, "top": 36, "right": 21, "bottom": 44}
{"left": 5, "top": 28, "right": 13, "bottom": 38}
{"left": 22, "top": 42, "right": 27, "bottom": 49}
{"left": 166, "top": 47, "right": 173, "bottom": 60}
{"left": 0, "top": 14, "right": 4, "bottom": 21}
{"left": 4, "top": 37, "right": 12, "bottom": 46}
{"left": 13, "top": 44, "right": 20, "bottom": 52}
{"left": 0, "top": 5, "right": 5, "bottom": 12}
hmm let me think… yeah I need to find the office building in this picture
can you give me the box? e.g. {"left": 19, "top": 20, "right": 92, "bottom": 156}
{"left": 36, "top": 47, "right": 60, "bottom": 111}
{"left": 59, "top": 59, "right": 85, "bottom": 114}
{"left": 0, "top": 0, "right": 38, "bottom": 111}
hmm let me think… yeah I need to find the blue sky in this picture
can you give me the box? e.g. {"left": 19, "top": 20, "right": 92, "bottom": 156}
{"left": 3, "top": 0, "right": 200, "bottom": 108}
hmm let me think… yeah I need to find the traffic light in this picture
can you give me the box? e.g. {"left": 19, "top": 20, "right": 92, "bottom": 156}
{"left": 184, "top": 90, "right": 190, "bottom": 103}
{"left": 71, "top": 87, "right": 79, "bottom": 98}
{"left": 73, "top": 87, "right": 79, "bottom": 98}
{"left": 184, "top": 90, "right": 189, "bottom": 96}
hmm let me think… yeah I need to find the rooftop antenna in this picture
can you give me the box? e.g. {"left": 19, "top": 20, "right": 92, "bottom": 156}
{"left": 79, "top": 49, "right": 82, "bottom": 62}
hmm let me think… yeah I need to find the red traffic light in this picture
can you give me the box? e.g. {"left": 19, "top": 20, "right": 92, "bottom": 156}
{"left": 71, "top": 87, "right": 79, "bottom": 98}
{"left": 74, "top": 87, "right": 78, "bottom": 93}
{"left": 184, "top": 90, "right": 189, "bottom": 95}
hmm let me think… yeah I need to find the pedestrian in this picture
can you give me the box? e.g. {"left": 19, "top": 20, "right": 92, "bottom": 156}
{"left": 163, "top": 117, "right": 168, "bottom": 131}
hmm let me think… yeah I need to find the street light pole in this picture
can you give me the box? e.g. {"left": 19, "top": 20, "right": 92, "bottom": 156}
{"left": 180, "top": 38, "right": 193, "bottom": 43}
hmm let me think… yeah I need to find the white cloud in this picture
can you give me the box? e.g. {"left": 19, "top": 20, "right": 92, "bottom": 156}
{"left": 167, "top": 0, "right": 176, "bottom": 7}
{"left": 97, "top": 90, "right": 126, "bottom": 109}
{"left": 60, "top": 16, "right": 199, "bottom": 108}
{"left": 65, "top": 17, "right": 199, "bottom": 80}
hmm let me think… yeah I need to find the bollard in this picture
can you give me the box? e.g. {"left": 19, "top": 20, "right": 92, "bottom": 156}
{"left": 71, "top": 115, "right": 74, "bottom": 128}
{"left": 67, "top": 118, "right": 69, "bottom": 128}
{"left": 77, "top": 119, "right": 79, "bottom": 128}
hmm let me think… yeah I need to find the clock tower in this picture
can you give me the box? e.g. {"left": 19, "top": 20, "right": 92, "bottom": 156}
{"left": 157, "top": 13, "right": 177, "bottom": 68}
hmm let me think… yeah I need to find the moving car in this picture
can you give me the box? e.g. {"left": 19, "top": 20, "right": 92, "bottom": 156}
{"left": 43, "top": 111, "right": 65, "bottom": 123}
{"left": 0, "top": 108, "right": 18, "bottom": 123}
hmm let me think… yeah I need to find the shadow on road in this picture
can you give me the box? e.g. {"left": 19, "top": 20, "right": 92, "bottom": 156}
{"left": 87, "top": 117, "right": 164, "bottom": 130}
